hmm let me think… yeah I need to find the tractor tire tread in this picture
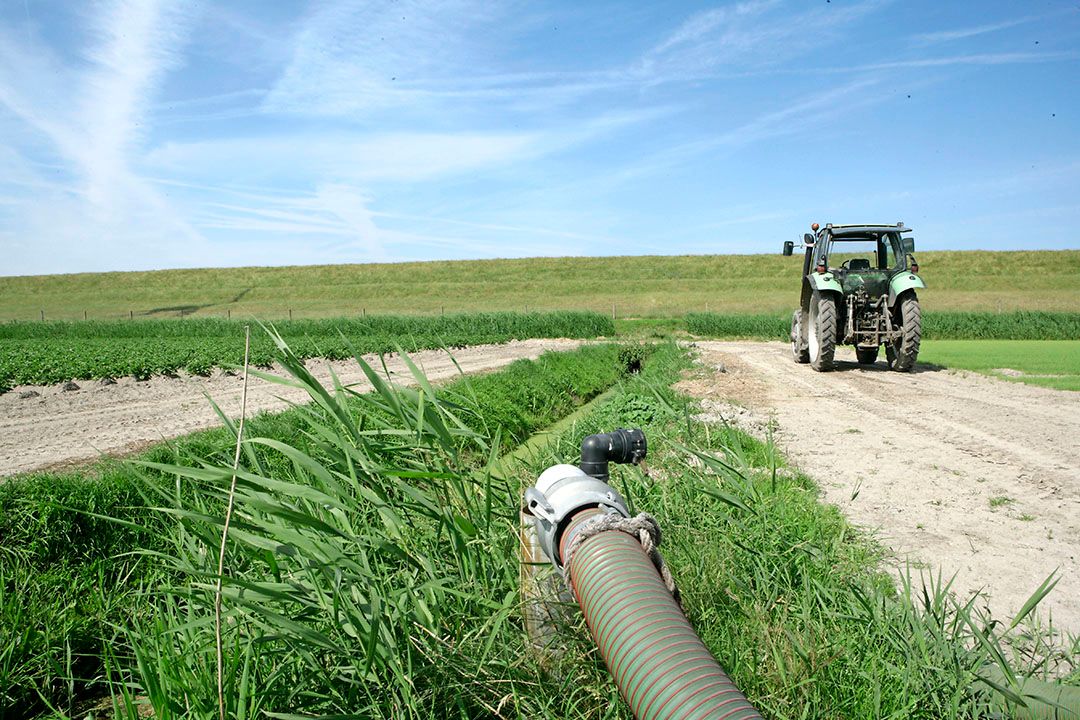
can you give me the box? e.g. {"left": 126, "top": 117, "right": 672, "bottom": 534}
{"left": 810, "top": 292, "right": 836, "bottom": 372}
{"left": 888, "top": 293, "right": 921, "bottom": 372}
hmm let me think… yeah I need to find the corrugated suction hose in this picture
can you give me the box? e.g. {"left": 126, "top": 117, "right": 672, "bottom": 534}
{"left": 561, "top": 511, "right": 761, "bottom": 720}
{"left": 524, "top": 430, "right": 761, "bottom": 719}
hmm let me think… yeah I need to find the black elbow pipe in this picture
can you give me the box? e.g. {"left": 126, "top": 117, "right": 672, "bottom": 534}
{"left": 579, "top": 429, "right": 647, "bottom": 482}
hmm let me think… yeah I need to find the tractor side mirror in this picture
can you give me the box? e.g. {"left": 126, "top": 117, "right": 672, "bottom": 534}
{"left": 900, "top": 236, "right": 915, "bottom": 254}
{"left": 803, "top": 233, "right": 815, "bottom": 245}
{"left": 782, "top": 241, "right": 794, "bottom": 256}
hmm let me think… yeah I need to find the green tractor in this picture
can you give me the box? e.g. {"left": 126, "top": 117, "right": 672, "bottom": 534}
{"left": 784, "top": 222, "right": 926, "bottom": 372}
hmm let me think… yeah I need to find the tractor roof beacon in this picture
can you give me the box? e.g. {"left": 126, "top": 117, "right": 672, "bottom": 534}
{"left": 783, "top": 222, "right": 926, "bottom": 372}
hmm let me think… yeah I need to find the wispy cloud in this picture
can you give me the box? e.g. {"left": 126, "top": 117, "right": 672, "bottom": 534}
{"left": 0, "top": 0, "right": 202, "bottom": 274}
{"left": 830, "top": 51, "right": 1079, "bottom": 73}
{"left": 911, "top": 14, "right": 1045, "bottom": 46}
{"left": 78, "top": 0, "right": 191, "bottom": 207}
{"left": 635, "top": 0, "right": 886, "bottom": 82}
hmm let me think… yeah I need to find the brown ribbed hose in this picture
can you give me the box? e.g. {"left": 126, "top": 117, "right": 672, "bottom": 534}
{"left": 561, "top": 513, "right": 761, "bottom": 720}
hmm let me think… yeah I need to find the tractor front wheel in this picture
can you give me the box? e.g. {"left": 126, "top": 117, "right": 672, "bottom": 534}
{"left": 791, "top": 309, "right": 809, "bottom": 363}
{"left": 808, "top": 291, "right": 837, "bottom": 372}
{"left": 886, "top": 292, "right": 921, "bottom": 372}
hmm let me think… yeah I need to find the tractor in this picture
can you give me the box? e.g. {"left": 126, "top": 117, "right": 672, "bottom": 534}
{"left": 783, "top": 222, "right": 926, "bottom": 372}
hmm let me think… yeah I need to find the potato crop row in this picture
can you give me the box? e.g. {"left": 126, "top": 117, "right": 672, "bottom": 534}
{"left": 0, "top": 311, "right": 613, "bottom": 388}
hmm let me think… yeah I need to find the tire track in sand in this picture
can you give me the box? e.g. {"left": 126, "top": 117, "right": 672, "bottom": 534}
{"left": 680, "top": 341, "right": 1080, "bottom": 635}
{"left": 0, "top": 339, "right": 583, "bottom": 477}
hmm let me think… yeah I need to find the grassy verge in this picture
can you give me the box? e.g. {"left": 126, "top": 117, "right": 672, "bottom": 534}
{"left": 503, "top": 351, "right": 1080, "bottom": 718}
{"left": 7, "top": 336, "right": 1077, "bottom": 717}
{"left": 0, "top": 311, "right": 613, "bottom": 388}
{"left": 919, "top": 340, "right": 1080, "bottom": 391}
{"left": 0, "top": 341, "right": 638, "bottom": 717}
{"left": 685, "top": 310, "right": 1080, "bottom": 341}
{"left": 49, "top": 341, "right": 1077, "bottom": 718}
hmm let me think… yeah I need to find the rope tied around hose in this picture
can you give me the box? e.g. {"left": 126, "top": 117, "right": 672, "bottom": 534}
{"left": 563, "top": 512, "right": 680, "bottom": 605}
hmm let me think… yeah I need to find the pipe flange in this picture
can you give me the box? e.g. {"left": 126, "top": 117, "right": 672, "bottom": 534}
{"left": 524, "top": 464, "right": 628, "bottom": 567}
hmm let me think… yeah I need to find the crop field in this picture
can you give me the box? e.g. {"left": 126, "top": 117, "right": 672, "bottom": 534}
{"left": 0, "top": 311, "right": 612, "bottom": 388}
{"left": 919, "top": 340, "right": 1080, "bottom": 391}
{"left": 1, "top": 249, "right": 1078, "bottom": 321}
{"left": 3, "top": 336, "right": 1075, "bottom": 719}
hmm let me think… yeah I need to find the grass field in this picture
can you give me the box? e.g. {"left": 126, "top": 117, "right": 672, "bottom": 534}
{"left": 919, "top": 340, "right": 1080, "bottom": 391}
{"left": 2, "top": 250, "right": 1078, "bottom": 321}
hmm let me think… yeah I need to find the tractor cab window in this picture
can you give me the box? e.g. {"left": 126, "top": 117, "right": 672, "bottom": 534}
{"left": 882, "top": 233, "right": 903, "bottom": 269}
{"left": 825, "top": 238, "right": 880, "bottom": 273}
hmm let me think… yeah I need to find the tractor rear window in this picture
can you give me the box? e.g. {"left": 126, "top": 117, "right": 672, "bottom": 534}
{"left": 828, "top": 239, "right": 882, "bottom": 271}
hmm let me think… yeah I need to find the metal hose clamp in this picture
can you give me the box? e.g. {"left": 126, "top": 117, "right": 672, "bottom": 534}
{"left": 523, "top": 464, "right": 629, "bottom": 568}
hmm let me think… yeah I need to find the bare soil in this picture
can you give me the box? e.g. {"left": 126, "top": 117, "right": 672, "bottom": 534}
{"left": 0, "top": 339, "right": 582, "bottom": 477}
{"left": 678, "top": 341, "right": 1080, "bottom": 635}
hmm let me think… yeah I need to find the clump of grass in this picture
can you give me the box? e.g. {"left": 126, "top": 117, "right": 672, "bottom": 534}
{"left": 990, "top": 495, "right": 1014, "bottom": 508}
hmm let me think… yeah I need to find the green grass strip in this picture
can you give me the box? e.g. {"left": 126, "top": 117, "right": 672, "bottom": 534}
{"left": 686, "top": 310, "right": 1080, "bottom": 341}
{"left": 920, "top": 339, "right": 1080, "bottom": 391}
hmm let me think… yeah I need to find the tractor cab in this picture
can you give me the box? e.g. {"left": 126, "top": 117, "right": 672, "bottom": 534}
{"left": 816, "top": 229, "right": 907, "bottom": 299}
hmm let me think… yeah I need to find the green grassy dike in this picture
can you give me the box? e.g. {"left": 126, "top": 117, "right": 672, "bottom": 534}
{"left": 4, "top": 339, "right": 1077, "bottom": 718}
{"left": 2, "top": 250, "right": 1078, "bottom": 321}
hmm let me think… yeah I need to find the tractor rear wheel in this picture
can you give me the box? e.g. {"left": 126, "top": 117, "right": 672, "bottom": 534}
{"left": 791, "top": 310, "right": 809, "bottom": 363}
{"left": 856, "top": 346, "right": 879, "bottom": 365}
{"left": 808, "top": 291, "right": 836, "bottom": 372}
{"left": 886, "top": 292, "right": 921, "bottom": 372}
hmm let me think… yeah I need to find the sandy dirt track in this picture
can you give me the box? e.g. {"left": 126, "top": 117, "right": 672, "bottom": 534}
{"left": 680, "top": 341, "right": 1080, "bottom": 635}
{"left": 0, "top": 338, "right": 582, "bottom": 477}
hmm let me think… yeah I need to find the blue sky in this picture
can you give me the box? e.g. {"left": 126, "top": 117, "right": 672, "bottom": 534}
{"left": 1, "top": 1, "right": 1078, "bottom": 276}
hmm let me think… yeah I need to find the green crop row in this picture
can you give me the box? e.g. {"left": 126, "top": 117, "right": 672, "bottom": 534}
{"left": 685, "top": 310, "right": 1080, "bottom": 340}
{"left": 0, "top": 311, "right": 613, "bottom": 388}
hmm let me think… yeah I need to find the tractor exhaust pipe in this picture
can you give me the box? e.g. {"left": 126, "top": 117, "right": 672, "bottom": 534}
{"left": 524, "top": 430, "right": 761, "bottom": 720}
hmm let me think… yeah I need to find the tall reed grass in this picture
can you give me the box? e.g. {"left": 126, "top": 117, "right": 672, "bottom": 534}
{"left": 0, "top": 342, "right": 634, "bottom": 717}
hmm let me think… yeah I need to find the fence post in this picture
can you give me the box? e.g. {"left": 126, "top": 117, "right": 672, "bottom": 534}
{"left": 611, "top": 302, "right": 616, "bottom": 321}
{"left": 40, "top": 309, "right": 44, "bottom": 322}
{"left": 227, "top": 309, "right": 231, "bottom": 320}
{"left": 83, "top": 310, "right": 87, "bottom": 321}
{"left": 363, "top": 307, "right": 366, "bottom": 317}
{"left": 129, "top": 310, "right": 133, "bottom": 320}
{"left": 289, "top": 309, "right": 293, "bottom": 321}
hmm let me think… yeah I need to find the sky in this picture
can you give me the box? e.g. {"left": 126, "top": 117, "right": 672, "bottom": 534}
{"left": 0, "top": 1, "right": 1078, "bottom": 276}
